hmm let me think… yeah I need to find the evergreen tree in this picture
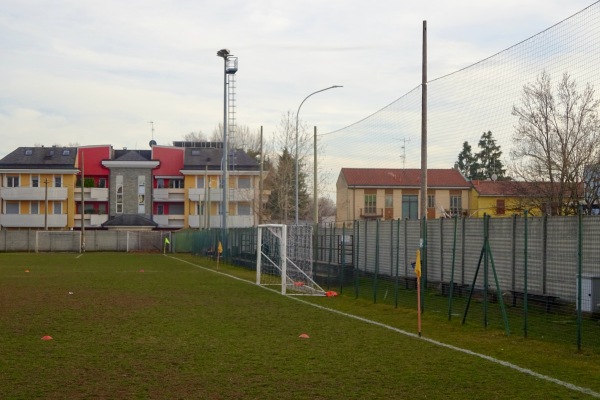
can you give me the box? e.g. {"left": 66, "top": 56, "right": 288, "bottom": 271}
{"left": 456, "top": 141, "right": 478, "bottom": 179}
{"left": 475, "top": 131, "right": 505, "bottom": 180}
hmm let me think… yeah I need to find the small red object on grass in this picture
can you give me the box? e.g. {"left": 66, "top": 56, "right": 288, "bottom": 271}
{"left": 25, "top": 269, "right": 30, "bottom": 273}
{"left": 41, "top": 336, "right": 53, "bottom": 341}
{"left": 139, "top": 269, "right": 145, "bottom": 273}
{"left": 325, "top": 291, "right": 338, "bottom": 297}
{"left": 298, "top": 333, "right": 310, "bottom": 339}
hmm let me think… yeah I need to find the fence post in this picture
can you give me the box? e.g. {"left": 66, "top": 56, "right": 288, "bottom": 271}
{"left": 354, "top": 220, "right": 360, "bottom": 299}
{"left": 373, "top": 219, "right": 380, "bottom": 304}
{"left": 577, "top": 206, "right": 583, "bottom": 351}
{"left": 524, "top": 210, "right": 529, "bottom": 338}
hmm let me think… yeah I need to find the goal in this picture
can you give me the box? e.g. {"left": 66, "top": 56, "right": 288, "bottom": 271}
{"left": 256, "top": 224, "right": 325, "bottom": 296}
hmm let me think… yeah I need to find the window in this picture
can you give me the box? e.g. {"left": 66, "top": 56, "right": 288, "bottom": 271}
{"left": 5, "top": 201, "right": 19, "bottom": 214}
{"left": 238, "top": 177, "right": 251, "bottom": 189}
{"left": 496, "top": 199, "right": 506, "bottom": 215}
{"left": 238, "top": 204, "right": 251, "bottom": 216}
{"left": 169, "top": 179, "right": 184, "bottom": 189}
{"left": 116, "top": 175, "right": 123, "bottom": 214}
{"left": 25, "top": 149, "right": 33, "bottom": 156}
{"left": 54, "top": 176, "right": 62, "bottom": 188}
{"left": 191, "top": 149, "right": 201, "bottom": 156}
{"left": 402, "top": 195, "right": 418, "bottom": 220}
{"left": 197, "top": 176, "right": 205, "bottom": 188}
{"left": 427, "top": 195, "right": 435, "bottom": 208}
{"left": 170, "top": 203, "right": 184, "bottom": 214}
{"left": 385, "top": 194, "right": 393, "bottom": 208}
{"left": 98, "top": 203, "right": 107, "bottom": 214}
{"left": 450, "top": 195, "right": 462, "bottom": 216}
{"left": 7, "top": 176, "right": 19, "bottom": 187}
{"left": 53, "top": 202, "right": 62, "bottom": 214}
{"left": 156, "top": 179, "right": 165, "bottom": 189}
{"left": 32, "top": 176, "right": 39, "bottom": 188}
{"left": 98, "top": 178, "right": 107, "bottom": 188}
{"left": 138, "top": 176, "right": 145, "bottom": 214}
{"left": 62, "top": 149, "right": 70, "bottom": 156}
{"left": 31, "top": 202, "right": 39, "bottom": 214}
{"left": 364, "top": 194, "right": 377, "bottom": 214}
{"left": 157, "top": 204, "right": 165, "bottom": 215}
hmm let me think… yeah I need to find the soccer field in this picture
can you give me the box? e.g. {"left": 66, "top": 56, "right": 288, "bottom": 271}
{"left": 1, "top": 253, "right": 598, "bottom": 399}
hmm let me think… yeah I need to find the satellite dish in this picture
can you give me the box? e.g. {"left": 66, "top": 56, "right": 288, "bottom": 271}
{"left": 149, "top": 140, "right": 157, "bottom": 147}
{"left": 491, "top": 173, "right": 498, "bottom": 181}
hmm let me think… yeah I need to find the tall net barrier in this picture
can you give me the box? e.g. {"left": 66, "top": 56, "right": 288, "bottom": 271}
{"left": 321, "top": 3, "right": 600, "bottom": 201}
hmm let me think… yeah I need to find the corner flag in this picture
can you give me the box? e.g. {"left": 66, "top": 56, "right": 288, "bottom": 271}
{"left": 414, "top": 249, "right": 421, "bottom": 279}
{"left": 218, "top": 241, "right": 223, "bottom": 255}
{"left": 164, "top": 237, "right": 170, "bottom": 245}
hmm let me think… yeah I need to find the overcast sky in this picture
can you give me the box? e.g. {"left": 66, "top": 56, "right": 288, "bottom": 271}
{"left": 0, "top": 0, "right": 596, "bottom": 159}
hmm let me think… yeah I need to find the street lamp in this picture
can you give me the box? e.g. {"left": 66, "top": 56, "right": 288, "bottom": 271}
{"left": 295, "top": 85, "right": 342, "bottom": 225}
{"left": 217, "top": 48, "right": 238, "bottom": 254}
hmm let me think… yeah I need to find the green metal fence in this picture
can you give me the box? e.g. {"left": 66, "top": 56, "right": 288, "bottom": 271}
{"left": 172, "top": 212, "right": 600, "bottom": 353}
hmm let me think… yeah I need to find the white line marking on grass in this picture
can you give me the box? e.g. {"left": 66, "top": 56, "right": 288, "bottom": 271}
{"left": 76, "top": 254, "right": 83, "bottom": 259}
{"left": 168, "top": 255, "right": 600, "bottom": 399}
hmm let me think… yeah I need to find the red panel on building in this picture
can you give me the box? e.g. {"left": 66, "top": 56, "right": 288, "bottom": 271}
{"left": 78, "top": 145, "right": 111, "bottom": 176}
{"left": 152, "top": 146, "right": 184, "bottom": 176}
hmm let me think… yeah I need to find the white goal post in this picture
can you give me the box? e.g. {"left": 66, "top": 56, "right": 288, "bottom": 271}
{"left": 256, "top": 224, "right": 325, "bottom": 296}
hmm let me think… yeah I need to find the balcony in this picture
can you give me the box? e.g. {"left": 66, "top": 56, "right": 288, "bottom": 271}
{"left": 187, "top": 188, "right": 257, "bottom": 202}
{"left": 74, "top": 187, "right": 109, "bottom": 202}
{"left": 1, "top": 187, "right": 68, "bottom": 201}
{"left": 152, "top": 214, "right": 185, "bottom": 229}
{"left": 153, "top": 188, "right": 185, "bottom": 202}
{"left": 188, "top": 215, "right": 255, "bottom": 229}
{"left": 0, "top": 214, "right": 68, "bottom": 228}
{"left": 74, "top": 213, "right": 109, "bottom": 228}
{"left": 360, "top": 207, "right": 383, "bottom": 219}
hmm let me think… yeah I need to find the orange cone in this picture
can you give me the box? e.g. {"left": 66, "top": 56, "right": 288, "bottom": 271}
{"left": 298, "top": 333, "right": 310, "bottom": 339}
{"left": 41, "top": 335, "right": 53, "bottom": 341}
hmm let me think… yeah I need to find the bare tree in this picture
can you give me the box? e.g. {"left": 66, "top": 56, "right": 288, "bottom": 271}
{"left": 510, "top": 71, "right": 600, "bottom": 215}
{"left": 183, "top": 132, "right": 207, "bottom": 142}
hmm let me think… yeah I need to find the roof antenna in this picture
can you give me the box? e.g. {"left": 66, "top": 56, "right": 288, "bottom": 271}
{"left": 148, "top": 121, "right": 157, "bottom": 147}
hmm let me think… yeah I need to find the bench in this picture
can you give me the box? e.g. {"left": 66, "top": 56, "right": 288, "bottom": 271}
{"left": 509, "top": 290, "right": 560, "bottom": 313}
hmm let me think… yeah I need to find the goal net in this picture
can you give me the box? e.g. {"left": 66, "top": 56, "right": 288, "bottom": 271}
{"left": 35, "top": 231, "right": 82, "bottom": 252}
{"left": 256, "top": 224, "right": 325, "bottom": 296}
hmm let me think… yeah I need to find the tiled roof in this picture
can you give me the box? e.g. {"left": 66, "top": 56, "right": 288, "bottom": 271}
{"left": 0, "top": 146, "right": 78, "bottom": 169}
{"left": 101, "top": 214, "right": 158, "bottom": 227}
{"left": 340, "top": 168, "right": 470, "bottom": 188}
{"left": 113, "top": 150, "right": 152, "bottom": 161}
{"left": 472, "top": 180, "right": 584, "bottom": 197}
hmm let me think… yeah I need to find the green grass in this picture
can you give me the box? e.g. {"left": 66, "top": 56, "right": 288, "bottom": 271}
{"left": 1, "top": 253, "right": 599, "bottom": 399}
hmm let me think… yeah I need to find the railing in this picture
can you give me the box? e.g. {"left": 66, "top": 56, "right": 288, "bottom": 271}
{"left": 360, "top": 207, "right": 383, "bottom": 218}
{"left": 153, "top": 188, "right": 185, "bottom": 202}
{"left": 74, "top": 187, "right": 109, "bottom": 202}
{"left": 153, "top": 214, "right": 185, "bottom": 228}
{"left": 0, "top": 187, "right": 68, "bottom": 201}
{"left": 0, "top": 214, "right": 68, "bottom": 228}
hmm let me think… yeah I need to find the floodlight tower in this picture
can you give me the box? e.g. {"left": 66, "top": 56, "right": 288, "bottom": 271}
{"left": 217, "top": 49, "right": 238, "bottom": 255}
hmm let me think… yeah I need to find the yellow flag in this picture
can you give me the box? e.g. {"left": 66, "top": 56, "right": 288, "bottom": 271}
{"left": 218, "top": 241, "right": 223, "bottom": 254}
{"left": 164, "top": 237, "right": 170, "bottom": 244}
{"left": 415, "top": 249, "right": 422, "bottom": 279}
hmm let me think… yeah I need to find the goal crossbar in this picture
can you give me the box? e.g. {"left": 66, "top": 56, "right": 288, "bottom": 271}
{"left": 256, "top": 224, "right": 325, "bottom": 296}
